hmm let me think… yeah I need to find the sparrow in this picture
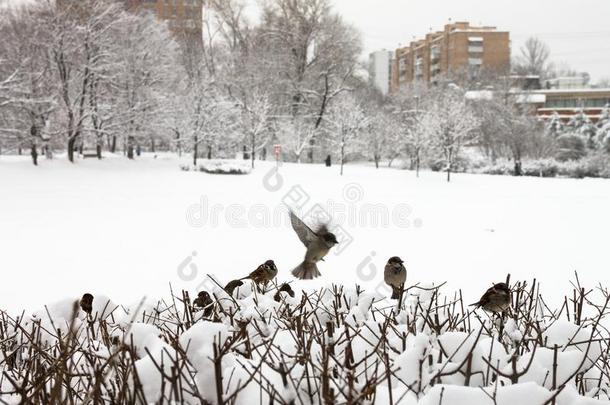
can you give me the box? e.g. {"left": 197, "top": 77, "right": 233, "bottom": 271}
{"left": 80, "top": 293, "right": 94, "bottom": 315}
{"left": 193, "top": 291, "right": 214, "bottom": 317}
{"left": 224, "top": 279, "right": 244, "bottom": 296}
{"left": 273, "top": 283, "right": 295, "bottom": 302}
{"left": 470, "top": 282, "right": 511, "bottom": 313}
{"left": 241, "top": 260, "right": 278, "bottom": 285}
{"left": 289, "top": 211, "right": 338, "bottom": 279}
{"left": 384, "top": 256, "right": 406, "bottom": 299}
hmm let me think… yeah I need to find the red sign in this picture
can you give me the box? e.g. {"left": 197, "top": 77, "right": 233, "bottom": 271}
{"left": 273, "top": 144, "right": 281, "bottom": 157}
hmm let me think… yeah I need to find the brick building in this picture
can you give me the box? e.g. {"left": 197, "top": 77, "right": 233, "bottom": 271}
{"left": 124, "top": 0, "right": 203, "bottom": 34}
{"left": 391, "top": 22, "right": 510, "bottom": 91}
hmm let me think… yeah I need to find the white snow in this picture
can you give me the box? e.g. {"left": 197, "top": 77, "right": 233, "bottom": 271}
{"left": 0, "top": 154, "right": 609, "bottom": 314}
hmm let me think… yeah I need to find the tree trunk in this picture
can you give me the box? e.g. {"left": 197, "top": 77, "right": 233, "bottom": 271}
{"left": 514, "top": 158, "right": 522, "bottom": 176}
{"left": 31, "top": 143, "right": 38, "bottom": 166}
{"left": 207, "top": 145, "right": 212, "bottom": 159}
{"left": 416, "top": 155, "right": 420, "bottom": 178}
{"left": 340, "top": 144, "right": 345, "bottom": 176}
{"left": 446, "top": 150, "right": 452, "bottom": 182}
{"left": 193, "top": 135, "right": 198, "bottom": 166}
{"left": 96, "top": 144, "right": 102, "bottom": 160}
{"left": 151, "top": 137, "right": 156, "bottom": 153}
{"left": 67, "top": 136, "right": 77, "bottom": 163}
{"left": 127, "top": 136, "right": 134, "bottom": 160}
{"left": 374, "top": 154, "right": 379, "bottom": 169}
{"left": 110, "top": 135, "right": 117, "bottom": 153}
{"left": 251, "top": 137, "right": 255, "bottom": 169}
{"left": 308, "top": 139, "right": 314, "bottom": 163}
{"left": 175, "top": 131, "right": 181, "bottom": 156}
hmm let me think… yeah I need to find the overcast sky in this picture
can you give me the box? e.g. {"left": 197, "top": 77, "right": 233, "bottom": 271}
{"left": 328, "top": 0, "right": 610, "bottom": 82}
{"left": 4, "top": 0, "right": 609, "bottom": 81}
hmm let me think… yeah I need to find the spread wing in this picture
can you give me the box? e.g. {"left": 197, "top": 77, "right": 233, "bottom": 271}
{"left": 290, "top": 211, "right": 317, "bottom": 247}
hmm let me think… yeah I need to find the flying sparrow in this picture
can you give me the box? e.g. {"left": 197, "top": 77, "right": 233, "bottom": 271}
{"left": 384, "top": 256, "right": 406, "bottom": 299}
{"left": 241, "top": 260, "right": 278, "bottom": 285}
{"left": 470, "top": 282, "right": 511, "bottom": 313}
{"left": 289, "top": 211, "right": 338, "bottom": 279}
{"left": 80, "top": 293, "right": 94, "bottom": 315}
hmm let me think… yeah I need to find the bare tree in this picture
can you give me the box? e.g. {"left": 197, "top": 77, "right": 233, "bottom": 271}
{"left": 513, "top": 37, "right": 553, "bottom": 79}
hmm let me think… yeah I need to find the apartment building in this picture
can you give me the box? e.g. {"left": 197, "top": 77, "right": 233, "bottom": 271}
{"left": 391, "top": 22, "right": 510, "bottom": 91}
{"left": 368, "top": 50, "right": 393, "bottom": 96}
{"left": 124, "top": 0, "right": 203, "bottom": 34}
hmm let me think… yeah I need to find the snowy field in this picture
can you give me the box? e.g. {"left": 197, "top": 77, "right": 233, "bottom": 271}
{"left": 1, "top": 154, "right": 609, "bottom": 313}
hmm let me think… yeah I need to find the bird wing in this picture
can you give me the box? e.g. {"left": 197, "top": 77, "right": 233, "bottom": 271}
{"left": 290, "top": 211, "right": 317, "bottom": 247}
{"left": 315, "top": 223, "right": 330, "bottom": 235}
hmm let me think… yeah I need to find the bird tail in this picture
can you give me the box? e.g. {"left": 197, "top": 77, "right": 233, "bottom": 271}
{"left": 391, "top": 286, "right": 402, "bottom": 300}
{"left": 469, "top": 302, "right": 481, "bottom": 307}
{"left": 291, "top": 262, "right": 321, "bottom": 280}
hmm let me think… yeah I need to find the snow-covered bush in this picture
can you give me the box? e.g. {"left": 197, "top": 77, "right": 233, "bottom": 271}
{"left": 2, "top": 275, "right": 610, "bottom": 404}
{"left": 521, "top": 159, "right": 560, "bottom": 177}
{"left": 557, "top": 133, "right": 587, "bottom": 162}
{"left": 179, "top": 160, "right": 252, "bottom": 175}
{"left": 429, "top": 155, "right": 471, "bottom": 173}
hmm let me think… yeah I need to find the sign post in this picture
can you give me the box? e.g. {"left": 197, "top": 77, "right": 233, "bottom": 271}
{"left": 273, "top": 144, "right": 281, "bottom": 168}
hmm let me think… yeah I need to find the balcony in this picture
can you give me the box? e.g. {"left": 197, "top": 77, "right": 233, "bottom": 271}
{"left": 468, "top": 46, "right": 484, "bottom": 53}
{"left": 468, "top": 58, "right": 483, "bottom": 66}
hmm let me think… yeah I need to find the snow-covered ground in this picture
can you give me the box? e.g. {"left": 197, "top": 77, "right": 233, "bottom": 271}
{"left": 1, "top": 153, "right": 609, "bottom": 313}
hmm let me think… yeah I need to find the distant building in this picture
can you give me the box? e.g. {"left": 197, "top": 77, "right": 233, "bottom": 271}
{"left": 523, "top": 88, "right": 610, "bottom": 123}
{"left": 391, "top": 22, "right": 510, "bottom": 91}
{"left": 543, "top": 76, "right": 589, "bottom": 90}
{"left": 368, "top": 50, "right": 393, "bottom": 96}
{"left": 124, "top": 0, "right": 203, "bottom": 35}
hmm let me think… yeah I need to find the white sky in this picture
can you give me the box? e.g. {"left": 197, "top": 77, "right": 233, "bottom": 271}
{"left": 4, "top": 0, "right": 609, "bottom": 81}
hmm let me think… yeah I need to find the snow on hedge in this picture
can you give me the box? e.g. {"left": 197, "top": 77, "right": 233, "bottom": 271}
{"left": 1, "top": 279, "right": 609, "bottom": 404}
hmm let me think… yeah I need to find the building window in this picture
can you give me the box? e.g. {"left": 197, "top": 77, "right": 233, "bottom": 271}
{"left": 468, "top": 37, "right": 484, "bottom": 55}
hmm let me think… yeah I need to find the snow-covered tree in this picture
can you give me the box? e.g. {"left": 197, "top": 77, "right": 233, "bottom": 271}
{"left": 501, "top": 105, "right": 540, "bottom": 175}
{"left": 0, "top": 6, "right": 55, "bottom": 164}
{"left": 256, "top": 0, "right": 362, "bottom": 162}
{"left": 235, "top": 91, "right": 272, "bottom": 168}
{"left": 109, "top": 12, "right": 179, "bottom": 159}
{"left": 365, "top": 111, "right": 397, "bottom": 169}
{"left": 595, "top": 104, "right": 610, "bottom": 152}
{"left": 546, "top": 111, "right": 564, "bottom": 137}
{"left": 276, "top": 116, "right": 317, "bottom": 163}
{"left": 325, "top": 94, "right": 368, "bottom": 175}
{"left": 567, "top": 108, "right": 597, "bottom": 149}
{"left": 419, "top": 90, "right": 479, "bottom": 182}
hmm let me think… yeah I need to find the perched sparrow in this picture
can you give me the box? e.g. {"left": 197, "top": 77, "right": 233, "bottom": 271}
{"left": 224, "top": 279, "right": 244, "bottom": 296}
{"left": 384, "top": 256, "right": 406, "bottom": 299}
{"left": 242, "top": 260, "right": 278, "bottom": 285}
{"left": 80, "top": 293, "right": 94, "bottom": 315}
{"left": 274, "top": 283, "right": 295, "bottom": 302}
{"left": 193, "top": 291, "right": 214, "bottom": 317}
{"left": 289, "top": 211, "right": 338, "bottom": 279}
{"left": 470, "top": 282, "right": 511, "bottom": 313}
